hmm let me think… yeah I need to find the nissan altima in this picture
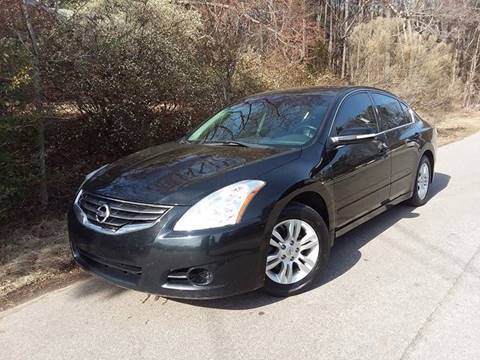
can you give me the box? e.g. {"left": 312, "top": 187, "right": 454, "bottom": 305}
{"left": 68, "top": 86, "right": 436, "bottom": 298}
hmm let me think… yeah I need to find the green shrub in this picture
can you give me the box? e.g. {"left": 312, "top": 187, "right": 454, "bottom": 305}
{"left": 0, "top": 38, "right": 33, "bottom": 113}
{"left": 0, "top": 116, "right": 38, "bottom": 223}
{"left": 44, "top": 0, "right": 220, "bottom": 153}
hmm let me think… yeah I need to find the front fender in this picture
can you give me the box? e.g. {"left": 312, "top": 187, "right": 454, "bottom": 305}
{"left": 254, "top": 148, "right": 335, "bottom": 241}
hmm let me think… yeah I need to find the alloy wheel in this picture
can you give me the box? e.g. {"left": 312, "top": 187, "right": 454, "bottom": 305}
{"left": 417, "top": 162, "right": 430, "bottom": 200}
{"left": 266, "top": 219, "right": 320, "bottom": 284}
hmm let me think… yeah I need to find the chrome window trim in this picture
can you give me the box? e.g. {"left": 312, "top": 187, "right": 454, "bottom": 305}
{"left": 73, "top": 190, "right": 173, "bottom": 235}
{"left": 330, "top": 133, "right": 376, "bottom": 144}
{"left": 375, "top": 121, "right": 414, "bottom": 135}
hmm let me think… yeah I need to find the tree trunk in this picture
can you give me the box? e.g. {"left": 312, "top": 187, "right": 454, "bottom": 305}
{"left": 324, "top": 0, "right": 328, "bottom": 32}
{"left": 20, "top": 0, "right": 48, "bottom": 209}
{"left": 355, "top": 43, "right": 360, "bottom": 81}
{"left": 328, "top": 2, "right": 333, "bottom": 68}
{"left": 452, "top": 46, "right": 458, "bottom": 87}
{"left": 301, "top": 0, "right": 306, "bottom": 61}
{"left": 341, "top": 0, "right": 349, "bottom": 79}
{"left": 464, "top": 30, "right": 480, "bottom": 108}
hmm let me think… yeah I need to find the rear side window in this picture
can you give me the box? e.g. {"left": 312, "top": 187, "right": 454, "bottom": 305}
{"left": 332, "top": 92, "right": 378, "bottom": 136}
{"left": 371, "top": 93, "right": 410, "bottom": 130}
{"left": 400, "top": 102, "right": 414, "bottom": 123}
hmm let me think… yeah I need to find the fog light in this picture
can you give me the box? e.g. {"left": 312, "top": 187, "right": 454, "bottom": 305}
{"left": 187, "top": 268, "right": 214, "bottom": 286}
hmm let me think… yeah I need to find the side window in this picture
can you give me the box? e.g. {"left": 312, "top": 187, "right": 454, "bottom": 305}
{"left": 372, "top": 93, "right": 410, "bottom": 130}
{"left": 400, "top": 102, "right": 414, "bottom": 124}
{"left": 332, "top": 93, "right": 378, "bottom": 136}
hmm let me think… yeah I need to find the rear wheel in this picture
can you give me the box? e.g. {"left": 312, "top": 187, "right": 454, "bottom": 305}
{"left": 407, "top": 155, "right": 432, "bottom": 206}
{"left": 263, "top": 202, "right": 330, "bottom": 297}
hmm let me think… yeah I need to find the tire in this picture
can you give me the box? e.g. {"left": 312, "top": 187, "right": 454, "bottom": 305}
{"left": 407, "top": 155, "right": 432, "bottom": 206}
{"left": 263, "top": 202, "right": 330, "bottom": 297}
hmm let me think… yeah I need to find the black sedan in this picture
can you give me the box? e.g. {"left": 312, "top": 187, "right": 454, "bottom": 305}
{"left": 68, "top": 86, "right": 437, "bottom": 298}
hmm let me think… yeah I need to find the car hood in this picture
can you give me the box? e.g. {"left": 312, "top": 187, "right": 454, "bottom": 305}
{"left": 83, "top": 142, "right": 300, "bottom": 205}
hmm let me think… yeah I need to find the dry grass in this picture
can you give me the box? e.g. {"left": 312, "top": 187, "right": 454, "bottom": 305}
{"left": 432, "top": 111, "right": 480, "bottom": 146}
{"left": 0, "top": 218, "right": 77, "bottom": 305}
{"left": 349, "top": 17, "right": 460, "bottom": 111}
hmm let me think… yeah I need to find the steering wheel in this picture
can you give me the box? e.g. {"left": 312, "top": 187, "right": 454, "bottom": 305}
{"left": 296, "top": 125, "right": 317, "bottom": 139}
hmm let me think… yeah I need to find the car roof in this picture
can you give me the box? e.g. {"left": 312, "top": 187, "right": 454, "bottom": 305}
{"left": 243, "top": 85, "right": 397, "bottom": 100}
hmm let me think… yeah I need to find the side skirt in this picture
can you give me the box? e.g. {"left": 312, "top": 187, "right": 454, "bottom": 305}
{"left": 333, "top": 192, "right": 413, "bottom": 240}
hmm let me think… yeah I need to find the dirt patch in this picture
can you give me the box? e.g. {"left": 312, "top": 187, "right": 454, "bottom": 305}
{"left": 0, "top": 217, "right": 86, "bottom": 310}
{"left": 0, "top": 270, "right": 89, "bottom": 312}
{"left": 424, "top": 110, "right": 480, "bottom": 146}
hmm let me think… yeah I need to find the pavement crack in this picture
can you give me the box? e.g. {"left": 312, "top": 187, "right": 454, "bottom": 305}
{"left": 399, "top": 241, "right": 480, "bottom": 360}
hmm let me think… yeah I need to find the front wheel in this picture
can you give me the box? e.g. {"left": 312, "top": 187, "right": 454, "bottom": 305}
{"left": 407, "top": 155, "right": 432, "bottom": 206}
{"left": 263, "top": 202, "right": 330, "bottom": 297}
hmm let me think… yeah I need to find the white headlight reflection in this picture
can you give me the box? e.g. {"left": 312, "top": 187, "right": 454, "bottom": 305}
{"left": 174, "top": 180, "right": 266, "bottom": 231}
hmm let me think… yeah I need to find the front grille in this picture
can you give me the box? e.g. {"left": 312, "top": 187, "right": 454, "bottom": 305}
{"left": 78, "top": 192, "right": 171, "bottom": 231}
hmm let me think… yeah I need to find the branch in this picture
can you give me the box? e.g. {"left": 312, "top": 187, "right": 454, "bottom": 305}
{"left": 176, "top": 0, "right": 296, "bottom": 49}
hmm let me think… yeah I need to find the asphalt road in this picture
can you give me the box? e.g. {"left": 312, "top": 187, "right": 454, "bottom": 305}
{"left": 2, "top": 133, "right": 480, "bottom": 360}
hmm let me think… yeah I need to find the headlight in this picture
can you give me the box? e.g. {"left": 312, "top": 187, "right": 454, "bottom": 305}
{"left": 174, "top": 180, "right": 266, "bottom": 231}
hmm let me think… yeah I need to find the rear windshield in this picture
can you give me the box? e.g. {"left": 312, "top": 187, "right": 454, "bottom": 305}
{"left": 188, "top": 94, "right": 335, "bottom": 147}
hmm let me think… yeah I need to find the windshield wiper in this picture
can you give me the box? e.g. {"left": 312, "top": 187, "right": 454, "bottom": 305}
{"left": 204, "top": 140, "right": 272, "bottom": 149}
{"left": 202, "top": 140, "right": 251, "bottom": 147}
{"left": 201, "top": 139, "right": 273, "bottom": 148}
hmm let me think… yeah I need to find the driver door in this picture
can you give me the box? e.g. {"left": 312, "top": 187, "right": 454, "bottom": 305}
{"left": 327, "top": 92, "right": 391, "bottom": 228}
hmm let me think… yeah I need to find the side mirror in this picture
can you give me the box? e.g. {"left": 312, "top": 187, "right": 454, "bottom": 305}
{"left": 329, "top": 128, "right": 377, "bottom": 147}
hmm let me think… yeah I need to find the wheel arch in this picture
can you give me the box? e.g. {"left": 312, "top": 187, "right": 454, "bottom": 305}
{"left": 421, "top": 149, "right": 435, "bottom": 182}
{"left": 266, "top": 186, "right": 335, "bottom": 248}
{"left": 423, "top": 149, "right": 434, "bottom": 169}
{"left": 287, "top": 191, "right": 330, "bottom": 230}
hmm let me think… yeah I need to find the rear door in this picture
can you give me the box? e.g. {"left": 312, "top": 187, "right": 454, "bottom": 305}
{"left": 328, "top": 91, "right": 391, "bottom": 228}
{"left": 370, "top": 93, "right": 418, "bottom": 200}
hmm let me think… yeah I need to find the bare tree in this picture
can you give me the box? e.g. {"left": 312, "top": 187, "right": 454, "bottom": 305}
{"left": 19, "top": 0, "right": 48, "bottom": 209}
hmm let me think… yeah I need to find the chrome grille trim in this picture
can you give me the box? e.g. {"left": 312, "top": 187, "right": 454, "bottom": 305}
{"left": 74, "top": 190, "right": 172, "bottom": 233}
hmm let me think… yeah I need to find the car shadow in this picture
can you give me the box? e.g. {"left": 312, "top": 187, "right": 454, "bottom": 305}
{"left": 71, "top": 275, "right": 128, "bottom": 300}
{"left": 173, "top": 172, "right": 451, "bottom": 310}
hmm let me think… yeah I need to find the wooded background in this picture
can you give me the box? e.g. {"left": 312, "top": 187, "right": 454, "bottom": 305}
{"left": 1, "top": 0, "right": 479, "bottom": 226}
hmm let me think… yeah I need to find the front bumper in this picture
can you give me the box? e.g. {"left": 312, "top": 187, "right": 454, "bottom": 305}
{"left": 68, "top": 207, "right": 268, "bottom": 299}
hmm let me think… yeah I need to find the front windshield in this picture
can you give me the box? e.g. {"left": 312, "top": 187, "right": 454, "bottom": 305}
{"left": 188, "top": 94, "right": 335, "bottom": 147}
